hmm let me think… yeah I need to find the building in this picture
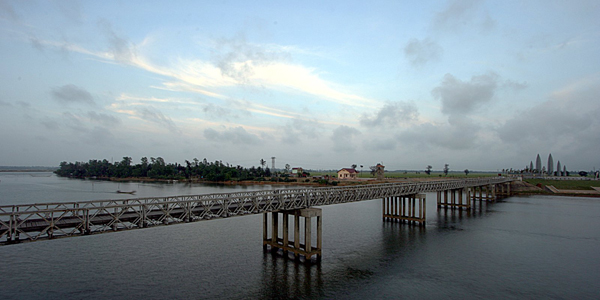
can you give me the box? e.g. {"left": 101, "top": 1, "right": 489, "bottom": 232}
{"left": 370, "top": 163, "right": 385, "bottom": 180}
{"left": 337, "top": 168, "right": 358, "bottom": 180}
{"left": 291, "top": 167, "right": 304, "bottom": 177}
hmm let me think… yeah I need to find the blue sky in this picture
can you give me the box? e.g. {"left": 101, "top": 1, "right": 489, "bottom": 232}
{"left": 1, "top": 0, "right": 599, "bottom": 171}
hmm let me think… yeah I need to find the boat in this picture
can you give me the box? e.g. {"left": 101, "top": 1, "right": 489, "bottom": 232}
{"left": 116, "top": 190, "right": 136, "bottom": 194}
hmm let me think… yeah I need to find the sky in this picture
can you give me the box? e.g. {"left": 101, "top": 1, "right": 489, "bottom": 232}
{"left": 1, "top": 0, "right": 599, "bottom": 172}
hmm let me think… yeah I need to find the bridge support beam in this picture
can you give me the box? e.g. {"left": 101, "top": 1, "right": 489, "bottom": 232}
{"left": 263, "top": 208, "right": 322, "bottom": 261}
{"left": 437, "top": 189, "right": 471, "bottom": 210}
{"left": 470, "top": 185, "right": 497, "bottom": 202}
{"left": 383, "top": 194, "right": 426, "bottom": 226}
{"left": 487, "top": 185, "right": 496, "bottom": 201}
{"left": 496, "top": 182, "right": 511, "bottom": 198}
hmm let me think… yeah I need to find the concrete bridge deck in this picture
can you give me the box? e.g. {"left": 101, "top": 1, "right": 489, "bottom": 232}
{"left": 0, "top": 177, "right": 512, "bottom": 246}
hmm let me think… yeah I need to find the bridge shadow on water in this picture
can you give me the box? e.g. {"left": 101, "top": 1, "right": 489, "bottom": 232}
{"left": 255, "top": 194, "right": 508, "bottom": 299}
{"left": 259, "top": 251, "right": 323, "bottom": 299}
{"left": 257, "top": 221, "right": 431, "bottom": 298}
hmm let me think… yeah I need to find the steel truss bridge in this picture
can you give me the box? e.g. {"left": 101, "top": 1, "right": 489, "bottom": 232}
{"left": 0, "top": 177, "right": 512, "bottom": 245}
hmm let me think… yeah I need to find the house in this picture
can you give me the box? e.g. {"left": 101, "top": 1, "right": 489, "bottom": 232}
{"left": 372, "top": 163, "right": 385, "bottom": 180}
{"left": 291, "top": 167, "right": 304, "bottom": 177}
{"left": 337, "top": 168, "right": 358, "bottom": 180}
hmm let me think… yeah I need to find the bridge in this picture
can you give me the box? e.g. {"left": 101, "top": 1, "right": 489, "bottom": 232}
{"left": 0, "top": 177, "right": 513, "bottom": 260}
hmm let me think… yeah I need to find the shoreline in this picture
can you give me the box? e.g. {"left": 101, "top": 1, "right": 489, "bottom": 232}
{"left": 47, "top": 175, "right": 600, "bottom": 197}
{"left": 23, "top": 170, "right": 600, "bottom": 198}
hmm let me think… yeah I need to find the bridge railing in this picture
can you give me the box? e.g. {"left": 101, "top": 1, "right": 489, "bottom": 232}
{"left": 0, "top": 177, "right": 512, "bottom": 244}
{"left": 0, "top": 177, "right": 510, "bottom": 214}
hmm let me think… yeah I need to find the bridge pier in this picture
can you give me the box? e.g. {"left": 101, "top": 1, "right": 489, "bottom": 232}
{"left": 382, "top": 194, "right": 426, "bottom": 226}
{"left": 470, "top": 185, "right": 496, "bottom": 202}
{"left": 437, "top": 188, "right": 471, "bottom": 210}
{"left": 263, "top": 208, "right": 322, "bottom": 261}
{"left": 496, "top": 183, "right": 511, "bottom": 198}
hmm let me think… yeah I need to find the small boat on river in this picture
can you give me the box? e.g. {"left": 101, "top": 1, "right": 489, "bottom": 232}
{"left": 116, "top": 190, "right": 136, "bottom": 194}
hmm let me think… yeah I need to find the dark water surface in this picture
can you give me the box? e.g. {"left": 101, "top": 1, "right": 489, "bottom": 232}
{"left": 1, "top": 173, "right": 599, "bottom": 299}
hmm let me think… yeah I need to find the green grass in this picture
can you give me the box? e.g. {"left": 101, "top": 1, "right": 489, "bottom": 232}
{"left": 524, "top": 179, "right": 600, "bottom": 190}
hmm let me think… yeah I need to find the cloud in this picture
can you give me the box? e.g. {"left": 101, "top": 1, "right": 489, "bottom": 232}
{"left": 55, "top": 0, "right": 83, "bottom": 24}
{"left": 331, "top": 125, "right": 360, "bottom": 153}
{"left": 29, "top": 36, "right": 45, "bottom": 52}
{"left": 280, "top": 118, "right": 323, "bottom": 145}
{"left": 29, "top": 31, "right": 377, "bottom": 109}
{"left": 398, "top": 120, "right": 480, "bottom": 151}
{"left": 41, "top": 120, "right": 60, "bottom": 130}
{"left": 212, "top": 33, "right": 292, "bottom": 84}
{"left": 137, "top": 106, "right": 179, "bottom": 133}
{"left": 51, "top": 84, "right": 95, "bottom": 105}
{"left": 99, "top": 20, "right": 135, "bottom": 64}
{"left": 62, "top": 111, "right": 85, "bottom": 131}
{"left": 83, "top": 126, "right": 115, "bottom": 145}
{"left": 432, "top": 0, "right": 494, "bottom": 33}
{"left": 360, "top": 101, "right": 419, "bottom": 128}
{"left": 502, "top": 79, "right": 528, "bottom": 91}
{"left": 496, "top": 76, "right": 600, "bottom": 169}
{"left": 363, "top": 138, "right": 397, "bottom": 151}
{"left": 404, "top": 38, "right": 443, "bottom": 67}
{"left": 0, "top": 100, "right": 13, "bottom": 107}
{"left": 0, "top": 0, "right": 18, "bottom": 22}
{"left": 202, "top": 103, "right": 232, "bottom": 118}
{"left": 87, "top": 111, "right": 121, "bottom": 127}
{"left": 432, "top": 73, "right": 499, "bottom": 116}
{"left": 204, "top": 126, "right": 261, "bottom": 145}
{"left": 16, "top": 101, "right": 30, "bottom": 108}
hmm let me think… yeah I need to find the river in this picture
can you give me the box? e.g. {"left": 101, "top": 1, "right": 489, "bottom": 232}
{"left": 0, "top": 172, "right": 599, "bottom": 299}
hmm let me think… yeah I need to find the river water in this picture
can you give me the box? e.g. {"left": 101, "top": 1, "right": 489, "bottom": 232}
{"left": 0, "top": 172, "right": 599, "bottom": 299}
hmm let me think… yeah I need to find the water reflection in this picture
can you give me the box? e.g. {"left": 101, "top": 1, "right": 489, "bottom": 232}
{"left": 260, "top": 252, "right": 323, "bottom": 299}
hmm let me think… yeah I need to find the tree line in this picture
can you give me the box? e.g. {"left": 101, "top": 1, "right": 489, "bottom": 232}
{"left": 55, "top": 157, "right": 272, "bottom": 181}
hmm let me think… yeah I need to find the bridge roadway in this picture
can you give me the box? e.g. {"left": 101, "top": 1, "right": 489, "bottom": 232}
{"left": 0, "top": 177, "right": 512, "bottom": 245}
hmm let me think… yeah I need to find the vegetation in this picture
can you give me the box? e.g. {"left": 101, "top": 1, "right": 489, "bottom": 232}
{"left": 55, "top": 157, "right": 272, "bottom": 182}
{"left": 524, "top": 179, "right": 600, "bottom": 190}
{"left": 308, "top": 170, "right": 498, "bottom": 179}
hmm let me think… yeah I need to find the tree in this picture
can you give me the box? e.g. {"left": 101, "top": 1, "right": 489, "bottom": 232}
{"left": 260, "top": 159, "right": 266, "bottom": 169}
{"left": 443, "top": 164, "right": 449, "bottom": 176}
{"left": 464, "top": 169, "right": 469, "bottom": 176}
{"left": 360, "top": 165, "right": 363, "bottom": 178}
{"left": 426, "top": 165, "right": 432, "bottom": 175}
{"left": 370, "top": 165, "right": 377, "bottom": 176}
{"left": 579, "top": 171, "right": 588, "bottom": 177}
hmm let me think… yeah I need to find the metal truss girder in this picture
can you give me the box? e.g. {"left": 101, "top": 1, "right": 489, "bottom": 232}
{"left": 1, "top": 177, "right": 513, "bottom": 244}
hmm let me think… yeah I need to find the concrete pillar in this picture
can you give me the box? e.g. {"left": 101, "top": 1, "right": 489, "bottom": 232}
{"left": 283, "top": 212, "right": 289, "bottom": 254}
{"left": 294, "top": 213, "right": 300, "bottom": 258}
{"left": 263, "top": 208, "right": 322, "bottom": 261}
{"left": 382, "top": 194, "right": 426, "bottom": 226}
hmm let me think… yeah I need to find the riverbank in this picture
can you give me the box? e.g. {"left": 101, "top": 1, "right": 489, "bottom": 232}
{"left": 49, "top": 174, "right": 600, "bottom": 197}
{"left": 512, "top": 180, "right": 600, "bottom": 197}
